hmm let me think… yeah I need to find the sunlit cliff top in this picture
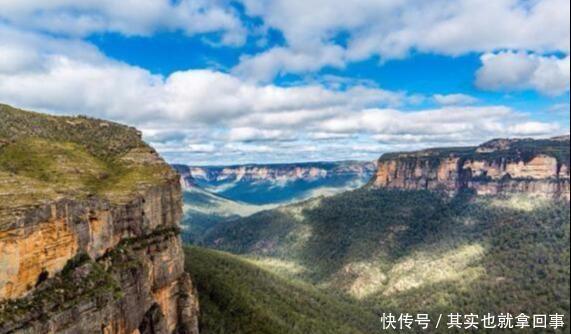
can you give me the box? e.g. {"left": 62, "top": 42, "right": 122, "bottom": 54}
{"left": 0, "top": 104, "right": 177, "bottom": 224}
{"left": 379, "top": 135, "right": 570, "bottom": 165}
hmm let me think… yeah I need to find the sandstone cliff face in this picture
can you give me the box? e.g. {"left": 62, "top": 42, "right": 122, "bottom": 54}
{"left": 184, "top": 161, "right": 376, "bottom": 184}
{"left": 0, "top": 105, "right": 199, "bottom": 334}
{"left": 370, "top": 136, "right": 570, "bottom": 199}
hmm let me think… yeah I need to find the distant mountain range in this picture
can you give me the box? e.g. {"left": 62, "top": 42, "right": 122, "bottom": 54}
{"left": 172, "top": 161, "right": 376, "bottom": 242}
{"left": 174, "top": 161, "right": 376, "bottom": 204}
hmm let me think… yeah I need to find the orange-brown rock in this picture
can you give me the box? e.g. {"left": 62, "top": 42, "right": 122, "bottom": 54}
{"left": 370, "top": 136, "right": 570, "bottom": 199}
{"left": 0, "top": 216, "right": 78, "bottom": 299}
{"left": 0, "top": 105, "right": 199, "bottom": 334}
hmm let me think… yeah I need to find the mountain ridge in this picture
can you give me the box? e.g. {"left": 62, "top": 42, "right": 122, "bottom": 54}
{"left": 174, "top": 161, "right": 376, "bottom": 205}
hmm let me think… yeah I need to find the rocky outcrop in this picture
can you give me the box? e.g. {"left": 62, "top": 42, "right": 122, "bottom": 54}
{"left": 0, "top": 105, "right": 199, "bottom": 334}
{"left": 171, "top": 165, "right": 198, "bottom": 190}
{"left": 370, "top": 136, "right": 570, "bottom": 199}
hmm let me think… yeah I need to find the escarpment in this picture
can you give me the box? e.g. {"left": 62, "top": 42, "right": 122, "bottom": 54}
{"left": 0, "top": 104, "right": 199, "bottom": 334}
{"left": 183, "top": 161, "right": 376, "bottom": 184}
{"left": 370, "top": 136, "right": 570, "bottom": 199}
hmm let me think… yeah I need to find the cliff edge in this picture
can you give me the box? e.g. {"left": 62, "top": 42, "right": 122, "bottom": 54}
{"left": 370, "top": 135, "right": 570, "bottom": 199}
{"left": 0, "top": 104, "right": 199, "bottom": 334}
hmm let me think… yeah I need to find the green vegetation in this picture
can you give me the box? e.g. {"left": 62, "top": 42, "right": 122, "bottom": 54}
{"left": 116, "top": 225, "right": 181, "bottom": 251}
{"left": 378, "top": 136, "right": 570, "bottom": 168}
{"left": 195, "top": 189, "right": 569, "bottom": 332}
{"left": 181, "top": 185, "right": 274, "bottom": 243}
{"left": 0, "top": 104, "right": 143, "bottom": 159}
{"left": 185, "top": 246, "right": 380, "bottom": 334}
{"left": 0, "top": 104, "right": 175, "bottom": 217}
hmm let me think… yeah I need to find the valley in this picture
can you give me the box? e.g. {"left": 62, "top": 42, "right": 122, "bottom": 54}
{"left": 187, "top": 189, "right": 570, "bottom": 333}
{"left": 172, "top": 161, "right": 376, "bottom": 243}
{"left": 1, "top": 2, "right": 569, "bottom": 333}
{"left": 0, "top": 104, "right": 569, "bottom": 334}
{"left": 185, "top": 135, "right": 570, "bottom": 333}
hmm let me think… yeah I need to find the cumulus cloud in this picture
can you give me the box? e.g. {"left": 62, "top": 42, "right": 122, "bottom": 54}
{"left": 0, "top": 0, "right": 246, "bottom": 46}
{"left": 227, "top": 127, "right": 294, "bottom": 142}
{"left": 2, "top": 0, "right": 569, "bottom": 97}
{"left": 476, "top": 51, "right": 570, "bottom": 96}
{"left": 0, "top": 23, "right": 566, "bottom": 165}
{"left": 316, "top": 106, "right": 561, "bottom": 138}
{"left": 236, "top": 0, "right": 570, "bottom": 81}
{"left": 433, "top": 94, "right": 478, "bottom": 106}
{"left": 0, "top": 26, "right": 405, "bottom": 123}
{"left": 233, "top": 45, "right": 346, "bottom": 82}
{"left": 160, "top": 70, "right": 405, "bottom": 124}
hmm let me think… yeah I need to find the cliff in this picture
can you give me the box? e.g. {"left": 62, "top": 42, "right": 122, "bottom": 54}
{"left": 0, "top": 104, "right": 199, "bottom": 334}
{"left": 185, "top": 161, "right": 376, "bottom": 184}
{"left": 370, "top": 136, "right": 570, "bottom": 199}
{"left": 171, "top": 165, "right": 198, "bottom": 190}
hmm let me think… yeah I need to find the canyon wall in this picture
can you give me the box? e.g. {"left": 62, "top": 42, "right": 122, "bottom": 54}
{"left": 370, "top": 136, "right": 570, "bottom": 199}
{"left": 183, "top": 161, "right": 376, "bottom": 184}
{"left": 0, "top": 104, "right": 199, "bottom": 334}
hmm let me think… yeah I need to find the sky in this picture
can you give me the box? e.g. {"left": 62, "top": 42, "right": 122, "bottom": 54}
{"left": 0, "top": 0, "right": 569, "bottom": 165}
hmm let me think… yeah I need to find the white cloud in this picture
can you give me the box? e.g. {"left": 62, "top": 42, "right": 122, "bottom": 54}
{"left": 236, "top": 0, "right": 570, "bottom": 80}
{"left": 2, "top": 0, "right": 569, "bottom": 97}
{"left": 232, "top": 45, "right": 346, "bottom": 82}
{"left": 433, "top": 94, "right": 478, "bottom": 106}
{"left": 548, "top": 103, "right": 570, "bottom": 114}
{"left": 309, "top": 132, "right": 354, "bottom": 140}
{"left": 185, "top": 143, "right": 218, "bottom": 153}
{"left": 0, "top": 26, "right": 405, "bottom": 124}
{"left": 316, "top": 106, "right": 554, "bottom": 137}
{"left": 0, "top": 0, "right": 246, "bottom": 46}
{"left": 0, "top": 46, "right": 41, "bottom": 74}
{"left": 227, "top": 127, "right": 294, "bottom": 142}
{"left": 0, "top": 24, "right": 566, "bottom": 165}
{"left": 161, "top": 70, "right": 401, "bottom": 121}
{"left": 476, "top": 51, "right": 570, "bottom": 96}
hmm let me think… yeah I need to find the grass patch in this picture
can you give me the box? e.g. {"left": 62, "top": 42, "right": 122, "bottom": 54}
{"left": 0, "top": 104, "right": 175, "bottom": 211}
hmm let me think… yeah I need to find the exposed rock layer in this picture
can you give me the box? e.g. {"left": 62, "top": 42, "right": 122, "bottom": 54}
{"left": 0, "top": 105, "right": 198, "bottom": 334}
{"left": 370, "top": 136, "right": 570, "bottom": 199}
{"left": 179, "top": 161, "right": 376, "bottom": 185}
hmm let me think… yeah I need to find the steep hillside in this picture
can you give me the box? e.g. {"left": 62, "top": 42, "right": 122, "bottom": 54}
{"left": 178, "top": 161, "right": 376, "bottom": 205}
{"left": 0, "top": 104, "right": 198, "bottom": 333}
{"left": 202, "top": 189, "right": 570, "bottom": 324}
{"left": 180, "top": 183, "right": 275, "bottom": 243}
{"left": 370, "top": 136, "right": 570, "bottom": 198}
{"left": 184, "top": 247, "right": 380, "bottom": 334}
{"left": 173, "top": 162, "right": 374, "bottom": 243}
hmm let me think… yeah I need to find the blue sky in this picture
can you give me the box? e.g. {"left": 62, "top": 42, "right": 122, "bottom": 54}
{"left": 0, "top": 0, "right": 569, "bottom": 165}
